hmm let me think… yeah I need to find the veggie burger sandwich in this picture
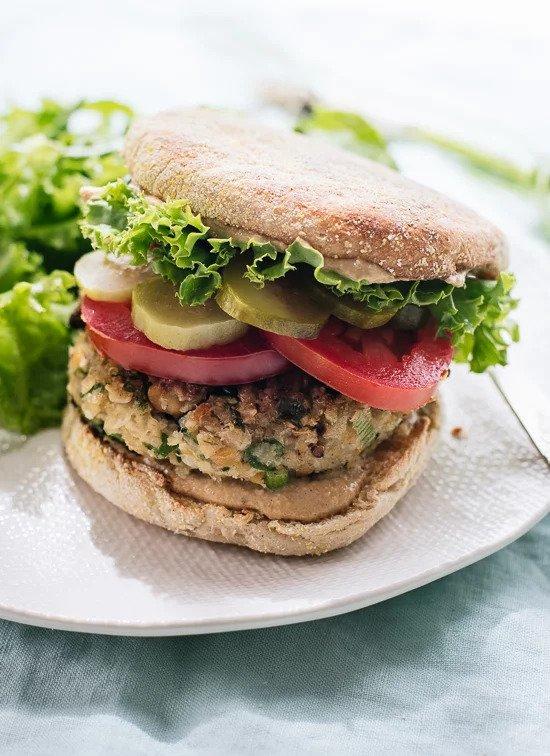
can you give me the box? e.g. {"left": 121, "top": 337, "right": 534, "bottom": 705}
{"left": 62, "top": 108, "right": 516, "bottom": 556}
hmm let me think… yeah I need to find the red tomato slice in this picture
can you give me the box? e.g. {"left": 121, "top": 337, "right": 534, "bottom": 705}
{"left": 263, "top": 318, "right": 452, "bottom": 411}
{"left": 81, "top": 297, "right": 289, "bottom": 385}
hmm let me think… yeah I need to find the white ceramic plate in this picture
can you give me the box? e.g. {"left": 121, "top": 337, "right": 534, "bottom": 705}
{"left": 0, "top": 367, "right": 548, "bottom": 636}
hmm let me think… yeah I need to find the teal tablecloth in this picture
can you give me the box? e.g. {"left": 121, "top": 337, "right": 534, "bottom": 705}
{"left": 0, "top": 515, "right": 548, "bottom": 755}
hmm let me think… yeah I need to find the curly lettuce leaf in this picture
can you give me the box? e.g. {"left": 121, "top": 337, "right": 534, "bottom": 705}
{"left": 81, "top": 180, "right": 238, "bottom": 305}
{"left": 1, "top": 98, "right": 133, "bottom": 146}
{"left": 248, "top": 236, "right": 518, "bottom": 370}
{"left": 1, "top": 99, "right": 79, "bottom": 144}
{"left": 431, "top": 272, "right": 519, "bottom": 372}
{"left": 0, "top": 241, "right": 43, "bottom": 292}
{"left": 81, "top": 181, "right": 518, "bottom": 372}
{"left": 246, "top": 235, "right": 518, "bottom": 370}
{"left": 295, "top": 107, "right": 396, "bottom": 169}
{"left": 245, "top": 237, "right": 452, "bottom": 309}
{"left": 0, "top": 100, "right": 132, "bottom": 271}
{"left": 0, "top": 271, "right": 75, "bottom": 434}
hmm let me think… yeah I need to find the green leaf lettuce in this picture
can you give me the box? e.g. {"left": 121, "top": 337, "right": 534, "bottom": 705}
{"left": 0, "top": 241, "right": 43, "bottom": 293}
{"left": 0, "top": 99, "right": 133, "bottom": 435}
{"left": 0, "top": 100, "right": 132, "bottom": 271}
{"left": 295, "top": 107, "right": 397, "bottom": 169}
{"left": 81, "top": 180, "right": 238, "bottom": 305}
{"left": 0, "top": 271, "right": 75, "bottom": 434}
{"left": 81, "top": 180, "right": 518, "bottom": 374}
{"left": 431, "top": 272, "right": 519, "bottom": 372}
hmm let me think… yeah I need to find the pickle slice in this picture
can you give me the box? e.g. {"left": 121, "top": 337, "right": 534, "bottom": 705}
{"left": 74, "top": 251, "right": 155, "bottom": 302}
{"left": 390, "top": 304, "right": 428, "bottom": 331}
{"left": 132, "top": 279, "right": 248, "bottom": 351}
{"left": 216, "top": 258, "right": 329, "bottom": 339}
{"left": 305, "top": 281, "right": 397, "bottom": 329}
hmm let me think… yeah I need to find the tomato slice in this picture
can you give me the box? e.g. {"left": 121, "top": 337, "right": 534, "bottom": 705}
{"left": 81, "top": 297, "right": 289, "bottom": 385}
{"left": 263, "top": 318, "right": 452, "bottom": 411}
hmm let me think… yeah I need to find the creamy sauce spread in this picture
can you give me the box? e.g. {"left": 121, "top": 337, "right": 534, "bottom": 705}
{"left": 322, "top": 257, "right": 396, "bottom": 283}
{"left": 444, "top": 271, "right": 468, "bottom": 286}
{"left": 131, "top": 198, "right": 472, "bottom": 286}
{"left": 167, "top": 462, "right": 371, "bottom": 523}
{"left": 110, "top": 406, "right": 436, "bottom": 524}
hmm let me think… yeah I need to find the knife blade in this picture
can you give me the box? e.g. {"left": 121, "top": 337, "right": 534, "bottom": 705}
{"left": 490, "top": 368, "right": 550, "bottom": 466}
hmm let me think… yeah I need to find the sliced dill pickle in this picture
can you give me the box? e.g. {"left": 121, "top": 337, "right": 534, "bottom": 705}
{"left": 390, "top": 304, "right": 428, "bottom": 331}
{"left": 216, "top": 258, "right": 329, "bottom": 339}
{"left": 305, "top": 282, "right": 398, "bottom": 329}
{"left": 132, "top": 279, "right": 248, "bottom": 351}
{"left": 74, "top": 251, "right": 155, "bottom": 302}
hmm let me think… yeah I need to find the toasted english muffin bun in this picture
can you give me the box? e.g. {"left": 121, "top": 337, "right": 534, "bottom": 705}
{"left": 124, "top": 108, "right": 507, "bottom": 283}
{"left": 62, "top": 401, "right": 439, "bottom": 557}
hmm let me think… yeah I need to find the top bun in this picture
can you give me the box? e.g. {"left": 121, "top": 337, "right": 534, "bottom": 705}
{"left": 124, "top": 108, "right": 507, "bottom": 282}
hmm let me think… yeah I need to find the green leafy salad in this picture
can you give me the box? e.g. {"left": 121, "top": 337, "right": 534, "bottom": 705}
{"left": 0, "top": 98, "right": 521, "bottom": 436}
{"left": 0, "top": 99, "right": 132, "bottom": 433}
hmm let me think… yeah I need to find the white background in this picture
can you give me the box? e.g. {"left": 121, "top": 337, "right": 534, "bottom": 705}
{"left": 1, "top": 0, "right": 548, "bottom": 157}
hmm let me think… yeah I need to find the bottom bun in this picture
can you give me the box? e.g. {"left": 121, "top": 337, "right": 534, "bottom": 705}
{"left": 62, "top": 401, "right": 440, "bottom": 556}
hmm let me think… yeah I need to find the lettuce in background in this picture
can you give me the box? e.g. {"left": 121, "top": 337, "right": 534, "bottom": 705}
{"left": 0, "top": 99, "right": 132, "bottom": 434}
{"left": 295, "top": 107, "right": 396, "bottom": 168}
{"left": 0, "top": 99, "right": 132, "bottom": 271}
{"left": 0, "top": 241, "right": 42, "bottom": 293}
{"left": 1, "top": 99, "right": 133, "bottom": 144}
{"left": 0, "top": 271, "right": 75, "bottom": 434}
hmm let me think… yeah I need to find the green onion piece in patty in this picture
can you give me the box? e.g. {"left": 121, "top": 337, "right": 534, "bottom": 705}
{"left": 352, "top": 410, "right": 377, "bottom": 448}
{"left": 243, "top": 439, "right": 285, "bottom": 471}
{"left": 265, "top": 468, "right": 290, "bottom": 490}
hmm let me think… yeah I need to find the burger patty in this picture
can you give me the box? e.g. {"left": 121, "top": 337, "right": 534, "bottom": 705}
{"left": 68, "top": 331, "right": 405, "bottom": 488}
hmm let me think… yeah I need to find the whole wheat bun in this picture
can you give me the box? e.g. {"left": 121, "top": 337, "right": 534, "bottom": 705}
{"left": 62, "top": 401, "right": 439, "bottom": 556}
{"left": 124, "top": 108, "right": 507, "bottom": 283}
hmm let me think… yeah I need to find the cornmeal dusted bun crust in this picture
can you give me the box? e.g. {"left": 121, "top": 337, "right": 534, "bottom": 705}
{"left": 62, "top": 401, "right": 440, "bottom": 556}
{"left": 124, "top": 108, "right": 507, "bottom": 283}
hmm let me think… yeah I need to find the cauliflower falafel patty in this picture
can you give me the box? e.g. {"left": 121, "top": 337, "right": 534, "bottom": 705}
{"left": 68, "top": 331, "right": 405, "bottom": 488}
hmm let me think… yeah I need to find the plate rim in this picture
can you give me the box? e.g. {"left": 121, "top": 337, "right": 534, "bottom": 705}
{"left": 0, "top": 499, "right": 547, "bottom": 637}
